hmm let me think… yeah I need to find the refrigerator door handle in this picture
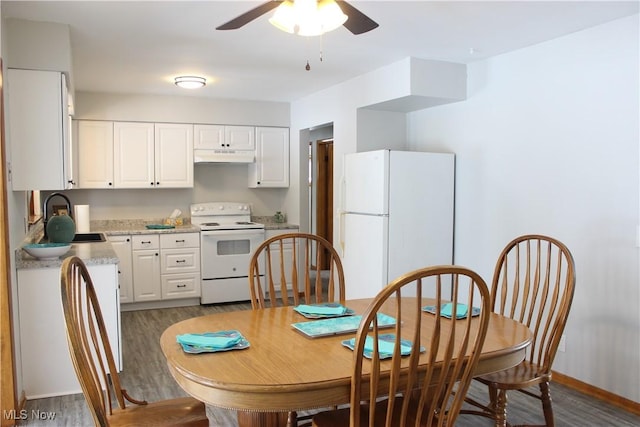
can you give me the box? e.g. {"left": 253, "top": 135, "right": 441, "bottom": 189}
{"left": 338, "top": 174, "right": 346, "bottom": 254}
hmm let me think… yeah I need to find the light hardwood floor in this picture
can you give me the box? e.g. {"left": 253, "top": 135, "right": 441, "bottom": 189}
{"left": 21, "top": 303, "right": 640, "bottom": 426}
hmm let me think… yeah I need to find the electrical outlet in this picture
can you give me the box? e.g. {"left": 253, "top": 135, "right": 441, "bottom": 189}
{"left": 559, "top": 335, "right": 566, "bottom": 352}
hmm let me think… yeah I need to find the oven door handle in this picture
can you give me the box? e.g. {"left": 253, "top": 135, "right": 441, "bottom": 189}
{"left": 200, "top": 229, "right": 265, "bottom": 238}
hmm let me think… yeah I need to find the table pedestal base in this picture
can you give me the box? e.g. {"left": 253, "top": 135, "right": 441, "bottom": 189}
{"left": 237, "top": 410, "right": 291, "bottom": 427}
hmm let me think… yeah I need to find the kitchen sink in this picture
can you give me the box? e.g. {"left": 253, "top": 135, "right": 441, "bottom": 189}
{"left": 72, "top": 233, "right": 107, "bottom": 243}
{"left": 40, "top": 232, "right": 107, "bottom": 244}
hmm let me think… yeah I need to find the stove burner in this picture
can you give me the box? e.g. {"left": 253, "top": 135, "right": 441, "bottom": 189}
{"left": 200, "top": 222, "right": 220, "bottom": 227}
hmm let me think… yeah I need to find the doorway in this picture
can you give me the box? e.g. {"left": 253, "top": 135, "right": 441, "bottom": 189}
{"left": 315, "top": 139, "right": 333, "bottom": 269}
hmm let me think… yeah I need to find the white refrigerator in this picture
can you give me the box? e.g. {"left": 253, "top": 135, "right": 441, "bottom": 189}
{"left": 341, "top": 149, "right": 455, "bottom": 299}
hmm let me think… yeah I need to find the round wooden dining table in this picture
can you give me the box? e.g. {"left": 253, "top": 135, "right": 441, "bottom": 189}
{"left": 160, "top": 298, "right": 532, "bottom": 427}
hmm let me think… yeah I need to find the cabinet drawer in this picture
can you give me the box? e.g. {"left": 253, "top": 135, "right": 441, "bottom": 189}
{"left": 160, "top": 232, "right": 199, "bottom": 249}
{"left": 132, "top": 235, "right": 160, "bottom": 250}
{"left": 161, "top": 248, "right": 200, "bottom": 274}
{"left": 161, "top": 273, "right": 200, "bottom": 299}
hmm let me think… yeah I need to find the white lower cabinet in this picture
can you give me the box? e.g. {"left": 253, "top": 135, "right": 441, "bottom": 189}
{"left": 159, "top": 233, "right": 200, "bottom": 299}
{"left": 128, "top": 232, "right": 200, "bottom": 304}
{"left": 109, "top": 235, "right": 133, "bottom": 303}
{"left": 132, "top": 235, "right": 162, "bottom": 301}
{"left": 17, "top": 263, "right": 121, "bottom": 398}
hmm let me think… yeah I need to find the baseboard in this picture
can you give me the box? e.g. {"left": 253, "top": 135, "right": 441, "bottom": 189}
{"left": 552, "top": 370, "right": 640, "bottom": 416}
{"left": 17, "top": 391, "right": 25, "bottom": 413}
{"left": 120, "top": 297, "right": 201, "bottom": 312}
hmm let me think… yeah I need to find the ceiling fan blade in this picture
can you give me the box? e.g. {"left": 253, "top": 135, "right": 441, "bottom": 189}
{"left": 216, "top": 0, "right": 283, "bottom": 30}
{"left": 337, "top": 1, "right": 379, "bottom": 35}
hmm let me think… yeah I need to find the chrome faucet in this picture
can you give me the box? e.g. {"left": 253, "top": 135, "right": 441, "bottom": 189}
{"left": 42, "top": 192, "right": 72, "bottom": 239}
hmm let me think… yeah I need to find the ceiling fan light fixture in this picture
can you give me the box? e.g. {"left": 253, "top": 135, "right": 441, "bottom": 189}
{"left": 316, "top": 0, "right": 348, "bottom": 32}
{"left": 269, "top": 0, "right": 347, "bottom": 37}
{"left": 174, "top": 76, "right": 206, "bottom": 89}
{"left": 269, "top": 0, "right": 296, "bottom": 33}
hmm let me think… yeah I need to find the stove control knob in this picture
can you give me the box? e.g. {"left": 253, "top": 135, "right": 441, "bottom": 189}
{"left": 219, "top": 205, "right": 224, "bottom": 210}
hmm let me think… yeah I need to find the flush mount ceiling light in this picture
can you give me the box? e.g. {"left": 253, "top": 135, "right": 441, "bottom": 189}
{"left": 174, "top": 76, "right": 206, "bottom": 89}
{"left": 269, "top": 0, "right": 347, "bottom": 36}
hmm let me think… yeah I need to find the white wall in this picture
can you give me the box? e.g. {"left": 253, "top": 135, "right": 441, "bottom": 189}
{"left": 289, "top": 58, "right": 466, "bottom": 232}
{"left": 407, "top": 15, "right": 639, "bottom": 401}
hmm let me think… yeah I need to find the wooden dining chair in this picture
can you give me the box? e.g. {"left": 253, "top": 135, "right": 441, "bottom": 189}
{"left": 248, "top": 232, "right": 346, "bottom": 309}
{"left": 463, "top": 234, "right": 576, "bottom": 427}
{"left": 312, "top": 265, "right": 491, "bottom": 427}
{"left": 247, "top": 232, "right": 346, "bottom": 426}
{"left": 60, "top": 256, "right": 209, "bottom": 427}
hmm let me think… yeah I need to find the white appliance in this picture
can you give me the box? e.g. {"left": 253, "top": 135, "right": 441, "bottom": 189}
{"left": 341, "top": 150, "right": 455, "bottom": 299}
{"left": 190, "top": 202, "right": 265, "bottom": 304}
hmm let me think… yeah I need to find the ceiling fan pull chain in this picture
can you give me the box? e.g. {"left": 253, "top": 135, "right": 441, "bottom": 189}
{"left": 305, "top": 60, "right": 311, "bottom": 71}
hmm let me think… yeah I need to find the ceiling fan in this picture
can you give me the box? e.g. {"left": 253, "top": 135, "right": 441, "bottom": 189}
{"left": 216, "top": 0, "right": 379, "bottom": 35}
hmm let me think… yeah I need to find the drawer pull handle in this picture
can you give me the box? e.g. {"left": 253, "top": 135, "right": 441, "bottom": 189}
{"left": 142, "top": 241, "right": 151, "bottom": 244}
{"left": 176, "top": 259, "right": 186, "bottom": 263}
{"left": 177, "top": 284, "right": 186, "bottom": 288}
{"left": 176, "top": 239, "right": 185, "bottom": 243}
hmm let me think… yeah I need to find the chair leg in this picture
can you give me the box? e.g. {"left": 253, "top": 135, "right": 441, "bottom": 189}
{"left": 494, "top": 389, "right": 508, "bottom": 427}
{"left": 540, "top": 381, "right": 554, "bottom": 427}
{"left": 287, "top": 411, "right": 297, "bottom": 427}
{"left": 488, "top": 383, "right": 498, "bottom": 412}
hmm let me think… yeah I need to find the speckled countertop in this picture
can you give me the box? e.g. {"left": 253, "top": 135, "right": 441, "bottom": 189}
{"left": 17, "top": 240, "right": 119, "bottom": 269}
{"left": 90, "top": 219, "right": 200, "bottom": 235}
{"left": 17, "top": 217, "right": 298, "bottom": 269}
{"left": 253, "top": 216, "right": 299, "bottom": 230}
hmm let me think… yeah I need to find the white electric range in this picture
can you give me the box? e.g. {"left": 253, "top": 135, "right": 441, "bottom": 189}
{"left": 190, "top": 202, "right": 265, "bottom": 304}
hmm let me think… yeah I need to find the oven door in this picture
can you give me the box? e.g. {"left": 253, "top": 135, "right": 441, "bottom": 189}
{"left": 200, "top": 229, "right": 265, "bottom": 279}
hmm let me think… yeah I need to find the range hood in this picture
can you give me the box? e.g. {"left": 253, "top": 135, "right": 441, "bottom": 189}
{"left": 194, "top": 149, "right": 255, "bottom": 164}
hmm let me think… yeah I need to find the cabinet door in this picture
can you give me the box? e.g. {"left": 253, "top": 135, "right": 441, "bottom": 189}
{"left": 249, "top": 127, "right": 289, "bottom": 188}
{"left": 8, "top": 69, "right": 69, "bottom": 191}
{"left": 194, "top": 124, "right": 224, "bottom": 150}
{"left": 113, "top": 122, "right": 155, "bottom": 188}
{"left": 161, "top": 273, "right": 200, "bottom": 299}
{"left": 78, "top": 120, "right": 114, "bottom": 188}
{"left": 225, "top": 125, "right": 255, "bottom": 150}
{"left": 109, "top": 235, "right": 133, "bottom": 303}
{"left": 161, "top": 248, "right": 200, "bottom": 274}
{"left": 132, "top": 249, "right": 161, "bottom": 301}
{"left": 17, "top": 264, "right": 120, "bottom": 398}
{"left": 154, "top": 123, "right": 194, "bottom": 188}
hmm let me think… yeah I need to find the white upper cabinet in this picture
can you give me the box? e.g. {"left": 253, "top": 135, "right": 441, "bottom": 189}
{"left": 8, "top": 68, "right": 71, "bottom": 191}
{"left": 249, "top": 126, "right": 290, "bottom": 188}
{"left": 113, "top": 122, "right": 155, "bottom": 188}
{"left": 78, "top": 120, "right": 114, "bottom": 188}
{"left": 225, "top": 126, "right": 255, "bottom": 150}
{"left": 79, "top": 121, "right": 193, "bottom": 189}
{"left": 194, "top": 124, "right": 224, "bottom": 150}
{"left": 194, "top": 124, "right": 254, "bottom": 151}
{"left": 154, "top": 123, "right": 194, "bottom": 188}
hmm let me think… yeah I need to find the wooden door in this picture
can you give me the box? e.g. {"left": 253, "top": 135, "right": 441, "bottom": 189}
{"left": 315, "top": 140, "right": 333, "bottom": 269}
{"left": 0, "top": 58, "right": 19, "bottom": 425}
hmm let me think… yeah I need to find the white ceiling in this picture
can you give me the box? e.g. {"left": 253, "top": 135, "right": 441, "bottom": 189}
{"left": 2, "top": 1, "right": 638, "bottom": 103}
